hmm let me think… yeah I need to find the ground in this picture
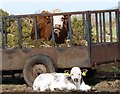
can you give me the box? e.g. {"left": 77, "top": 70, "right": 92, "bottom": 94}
{"left": 0, "top": 62, "right": 120, "bottom": 93}
{"left": 1, "top": 80, "right": 120, "bottom": 93}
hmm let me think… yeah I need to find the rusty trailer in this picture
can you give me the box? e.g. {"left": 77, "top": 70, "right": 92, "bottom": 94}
{"left": 0, "top": 9, "right": 120, "bottom": 86}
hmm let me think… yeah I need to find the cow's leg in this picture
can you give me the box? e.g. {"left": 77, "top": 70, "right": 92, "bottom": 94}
{"left": 49, "top": 83, "right": 58, "bottom": 91}
{"left": 79, "top": 81, "right": 91, "bottom": 92}
{"left": 65, "top": 83, "right": 76, "bottom": 91}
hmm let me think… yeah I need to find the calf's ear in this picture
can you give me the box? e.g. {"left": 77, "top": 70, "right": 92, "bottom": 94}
{"left": 64, "top": 70, "right": 70, "bottom": 76}
{"left": 81, "top": 69, "right": 88, "bottom": 76}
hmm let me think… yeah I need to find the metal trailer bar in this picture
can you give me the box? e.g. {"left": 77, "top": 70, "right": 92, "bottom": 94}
{"left": 118, "top": 10, "right": 120, "bottom": 60}
{"left": 82, "top": 14, "right": 86, "bottom": 39}
{"left": 86, "top": 12, "right": 92, "bottom": 65}
{"left": 95, "top": 13, "right": 99, "bottom": 43}
{"left": 115, "top": 11, "right": 119, "bottom": 42}
{"left": 3, "top": 17, "right": 7, "bottom": 47}
{"left": 17, "top": 17, "right": 22, "bottom": 48}
{"left": 116, "top": 11, "right": 120, "bottom": 60}
{"left": 103, "top": 12, "right": 106, "bottom": 42}
{"left": 1, "top": 18, "right": 5, "bottom": 49}
{"left": 34, "top": 16, "right": 38, "bottom": 48}
{"left": 51, "top": 16, "right": 55, "bottom": 47}
{"left": 68, "top": 15, "right": 72, "bottom": 47}
{"left": 109, "top": 12, "right": 113, "bottom": 42}
{"left": 119, "top": 11, "right": 120, "bottom": 60}
{"left": 99, "top": 13, "right": 103, "bottom": 43}
{"left": 4, "top": 9, "right": 118, "bottom": 18}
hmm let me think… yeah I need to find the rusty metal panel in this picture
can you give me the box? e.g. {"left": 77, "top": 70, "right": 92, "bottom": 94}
{"left": 92, "top": 43, "right": 118, "bottom": 64}
{"left": 56, "top": 46, "right": 91, "bottom": 68}
{"left": 1, "top": 49, "right": 30, "bottom": 70}
{"left": 28, "top": 47, "right": 91, "bottom": 68}
{"left": 1, "top": 46, "right": 91, "bottom": 70}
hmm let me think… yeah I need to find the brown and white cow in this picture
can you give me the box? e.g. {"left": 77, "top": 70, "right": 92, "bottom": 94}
{"left": 31, "top": 9, "right": 69, "bottom": 45}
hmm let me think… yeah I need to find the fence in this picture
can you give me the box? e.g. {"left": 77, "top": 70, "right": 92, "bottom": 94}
{"left": 1, "top": 9, "right": 120, "bottom": 49}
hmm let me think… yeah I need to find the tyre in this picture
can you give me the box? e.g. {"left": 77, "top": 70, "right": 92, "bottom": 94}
{"left": 23, "top": 54, "right": 55, "bottom": 86}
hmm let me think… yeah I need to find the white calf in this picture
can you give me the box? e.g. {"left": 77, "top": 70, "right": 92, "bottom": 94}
{"left": 33, "top": 67, "right": 91, "bottom": 92}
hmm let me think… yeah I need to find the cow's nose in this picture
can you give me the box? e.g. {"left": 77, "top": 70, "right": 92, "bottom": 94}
{"left": 55, "top": 24, "right": 61, "bottom": 28}
{"left": 74, "top": 78, "right": 78, "bottom": 82}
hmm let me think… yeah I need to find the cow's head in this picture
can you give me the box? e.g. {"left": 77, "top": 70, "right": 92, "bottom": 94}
{"left": 51, "top": 9, "right": 68, "bottom": 37}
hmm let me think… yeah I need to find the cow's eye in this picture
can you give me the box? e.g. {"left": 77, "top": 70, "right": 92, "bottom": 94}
{"left": 78, "top": 73, "right": 80, "bottom": 75}
{"left": 71, "top": 74, "right": 73, "bottom": 76}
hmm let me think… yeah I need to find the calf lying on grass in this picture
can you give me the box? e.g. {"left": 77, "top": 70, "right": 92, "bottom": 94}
{"left": 33, "top": 67, "right": 91, "bottom": 92}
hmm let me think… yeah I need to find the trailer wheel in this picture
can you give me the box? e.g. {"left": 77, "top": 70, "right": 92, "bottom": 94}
{"left": 23, "top": 54, "right": 55, "bottom": 86}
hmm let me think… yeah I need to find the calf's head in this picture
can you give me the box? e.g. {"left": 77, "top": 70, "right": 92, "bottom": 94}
{"left": 70, "top": 67, "right": 82, "bottom": 83}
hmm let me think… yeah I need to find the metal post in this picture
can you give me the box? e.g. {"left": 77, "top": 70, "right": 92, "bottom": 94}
{"left": 116, "top": 11, "right": 119, "bottom": 42}
{"left": 118, "top": 1, "right": 120, "bottom": 60}
{"left": 109, "top": 12, "right": 113, "bottom": 42}
{"left": 86, "top": 12, "right": 92, "bottom": 66}
{"left": 1, "top": 17, "right": 5, "bottom": 49}
{"left": 118, "top": 1, "right": 120, "bottom": 11}
{"left": 103, "top": 12, "right": 106, "bottom": 42}
{"left": 3, "top": 17, "right": 7, "bottom": 47}
{"left": 95, "top": 13, "right": 99, "bottom": 43}
{"left": 51, "top": 16, "right": 55, "bottom": 47}
{"left": 82, "top": 14, "right": 86, "bottom": 39}
{"left": 68, "top": 15, "right": 72, "bottom": 47}
{"left": 99, "top": 13, "right": 103, "bottom": 43}
{"left": 17, "top": 17, "right": 22, "bottom": 48}
{"left": 34, "top": 16, "right": 38, "bottom": 48}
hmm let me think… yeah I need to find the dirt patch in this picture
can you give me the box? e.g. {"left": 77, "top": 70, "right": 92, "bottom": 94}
{"left": 0, "top": 78, "right": 120, "bottom": 93}
{"left": 1, "top": 84, "right": 33, "bottom": 92}
{"left": 93, "top": 80, "right": 120, "bottom": 92}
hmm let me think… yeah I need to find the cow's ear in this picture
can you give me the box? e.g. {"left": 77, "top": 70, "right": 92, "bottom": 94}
{"left": 45, "top": 16, "right": 50, "bottom": 20}
{"left": 64, "top": 15, "right": 69, "bottom": 19}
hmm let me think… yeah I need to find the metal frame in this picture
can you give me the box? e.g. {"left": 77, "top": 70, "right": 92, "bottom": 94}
{"left": 68, "top": 15, "right": 72, "bottom": 47}
{"left": 17, "top": 17, "right": 22, "bottom": 48}
{"left": 34, "top": 16, "right": 38, "bottom": 48}
{"left": 51, "top": 16, "right": 55, "bottom": 47}
{"left": 2, "top": 9, "right": 119, "bottom": 61}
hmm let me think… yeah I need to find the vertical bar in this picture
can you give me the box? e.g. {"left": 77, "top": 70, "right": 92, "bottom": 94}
{"left": 103, "top": 12, "right": 106, "bottom": 42}
{"left": 118, "top": 1, "right": 120, "bottom": 60}
{"left": 95, "top": 13, "right": 99, "bottom": 43}
{"left": 82, "top": 14, "right": 86, "bottom": 38}
{"left": 115, "top": 11, "right": 119, "bottom": 42}
{"left": 86, "top": 12, "right": 92, "bottom": 66}
{"left": 17, "top": 17, "right": 22, "bottom": 48}
{"left": 34, "top": 16, "right": 38, "bottom": 48}
{"left": 99, "top": 13, "right": 103, "bottom": 43}
{"left": 1, "top": 17, "right": 5, "bottom": 49}
{"left": 3, "top": 17, "right": 7, "bottom": 47}
{"left": 118, "top": 10, "right": 120, "bottom": 42}
{"left": 68, "top": 15, "right": 72, "bottom": 47}
{"left": 109, "top": 12, "right": 113, "bottom": 42}
{"left": 51, "top": 16, "right": 55, "bottom": 47}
